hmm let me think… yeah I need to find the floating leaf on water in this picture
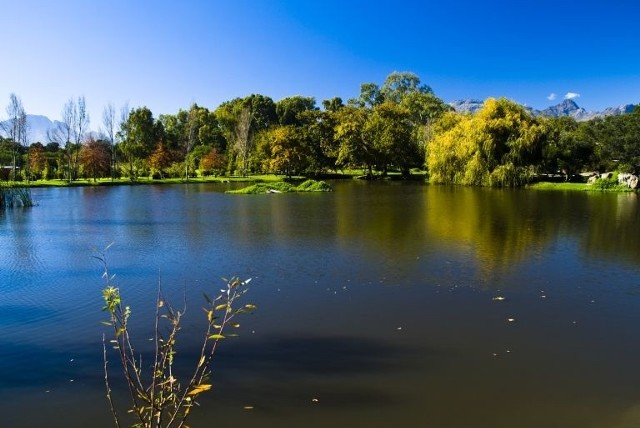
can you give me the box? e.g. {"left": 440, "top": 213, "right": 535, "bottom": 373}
{"left": 209, "top": 334, "right": 225, "bottom": 340}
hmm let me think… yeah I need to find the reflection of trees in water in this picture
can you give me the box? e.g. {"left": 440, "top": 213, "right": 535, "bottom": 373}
{"left": 582, "top": 192, "right": 640, "bottom": 265}
{"left": 425, "top": 186, "right": 640, "bottom": 277}
{"left": 425, "top": 186, "right": 561, "bottom": 280}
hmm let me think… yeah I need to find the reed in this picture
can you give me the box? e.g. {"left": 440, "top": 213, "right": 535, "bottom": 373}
{"left": 0, "top": 183, "right": 34, "bottom": 208}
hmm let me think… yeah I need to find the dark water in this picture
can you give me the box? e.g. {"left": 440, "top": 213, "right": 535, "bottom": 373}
{"left": 2, "top": 182, "right": 640, "bottom": 428}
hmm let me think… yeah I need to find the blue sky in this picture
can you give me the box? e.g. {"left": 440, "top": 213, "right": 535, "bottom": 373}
{"left": 1, "top": 0, "right": 639, "bottom": 130}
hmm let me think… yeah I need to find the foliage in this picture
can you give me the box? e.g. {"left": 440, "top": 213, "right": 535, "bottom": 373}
{"left": 148, "top": 143, "right": 174, "bottom": 179}
{"left": 11, "top": 72, "right": 637, "bottom": 188}
{"left": 226, "top": 181, "right": 297, "bottom": 194}
{"left": 427, "top": 98, "right": 548, "bottom": 187}
{"left": 199, "top": 148, "right": 227, "bottom": 176}
{"left": 542, "top": 116, "right": 593, "bottom": 179}
{"left": 258, "top": 125, "right": 311, "bottom": 177}
{"left": 590, "top": 173, "right": 631, "bottom": 191}
{"left": 226, "top": 179, "right": 331, "bottom": 194}
{"left": 275, "top": 96, "right": 317, "bottom": 126}
{"left": 95, "top": 249, "right": 254, "bottom": 428}
{"left": 80, "top": 137, "right": 112, "bottom": 181}
{"left": 334, "top": 106, "right": 374, "bottom": 174}
{"left": 365, "top": 101, "right": 420, "bottom": 176}
{"left": 295, "top": 179, "right": 333, "bottom": 192}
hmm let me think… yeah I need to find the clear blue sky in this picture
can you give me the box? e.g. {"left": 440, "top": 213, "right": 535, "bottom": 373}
{"left": 1, "top": 0, "right": 639, "bottom": 130}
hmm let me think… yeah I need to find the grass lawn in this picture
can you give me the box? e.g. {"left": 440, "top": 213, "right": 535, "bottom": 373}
{"left": 527, "top": 181, "right": 636, "bottom": 192}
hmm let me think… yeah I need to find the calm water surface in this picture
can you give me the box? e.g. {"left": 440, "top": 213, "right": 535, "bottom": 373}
{"left": 1, "top": 181, "right": 640, "bottom": 427}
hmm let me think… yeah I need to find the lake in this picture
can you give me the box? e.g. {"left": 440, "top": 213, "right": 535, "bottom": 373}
{"left": 2, "top": 181, "right": 640, "bottom": 427}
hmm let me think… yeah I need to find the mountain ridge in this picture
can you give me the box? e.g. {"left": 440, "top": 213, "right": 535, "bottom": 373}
{"left": 0, "top": 114, "right": 64, "bottom": 145}
{"left": 449, "top": 98, "right": 637, "bottom": 121}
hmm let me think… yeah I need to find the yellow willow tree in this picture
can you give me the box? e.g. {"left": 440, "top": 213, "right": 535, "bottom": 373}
{"left": 427, "top": 98, "right": 549, "bottom": 187}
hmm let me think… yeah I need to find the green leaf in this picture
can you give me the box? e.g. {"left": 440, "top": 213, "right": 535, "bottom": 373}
{"left": 208, "top": 334, "right": 225, "bottom": 340}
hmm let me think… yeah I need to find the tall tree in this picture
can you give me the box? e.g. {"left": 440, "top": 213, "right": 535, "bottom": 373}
{"left": 102, "top": 102, "right": 117, "bottom": 179}
{"left": 365, "top": 101, "right": 418, "bottom": 176}
{"left": 28, "top": 142, "right": 46, "bottom": 180}
{"left": 47, "top": 100, "right": 75, "bottom": 182}
{"left": 275, "top": 96, "right": 317, "bottom": 126}
{"left": 350, "top": 83, "right": 384, "bottom": 108}
{"left": 1, "top": 93, "right": 28, "bottom": 181}
{"left": 380, "top": 71, "right": 433, "bottom": 103}
{"left": 259, "top": 125, "right": 309, "bottom": 177}
{"left": 234, "top": 108, "right": 253, "bottom": 177}
{"left": 119, "top": 107, "right": 159, "bottom": 179}
{"left": 334, "top": 106, "right": 375, "bottom": 175}
{"left": 70, "top": 96, "right": 90, "bottom": 180}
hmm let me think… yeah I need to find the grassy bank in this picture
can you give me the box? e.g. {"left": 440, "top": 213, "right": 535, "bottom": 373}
{"left": 527, "top": 182, "right": 636, "bottom": 192}
{"left": 15, "top": 174, "right": 294, "bottom": 188}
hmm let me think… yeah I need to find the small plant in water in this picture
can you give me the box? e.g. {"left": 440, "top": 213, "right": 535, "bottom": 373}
{"left": 0, "top": 183, "right": 34, "bottom": 208}
{"left": 94, "top": 246, "right": 254, "bottom": 428}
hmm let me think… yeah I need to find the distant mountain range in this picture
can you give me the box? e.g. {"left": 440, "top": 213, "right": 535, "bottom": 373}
{"left": 0, "top": 114, "right": 63, "bottom": 144}
{"left": 449, "top": 98, "right": 637, "bottom": 121}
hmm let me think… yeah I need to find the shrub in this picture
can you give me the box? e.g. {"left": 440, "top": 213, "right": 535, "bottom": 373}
{"left": 94, "top": 248, "right": 254, "bottom": 428}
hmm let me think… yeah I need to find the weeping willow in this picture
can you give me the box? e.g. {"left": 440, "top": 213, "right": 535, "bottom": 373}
{"left": 427, "top": 98, "right": 548, "bottom": 187}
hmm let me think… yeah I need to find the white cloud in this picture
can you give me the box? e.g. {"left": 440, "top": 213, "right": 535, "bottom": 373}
{"left": 547, "top": 93, "right": 557, "bottom": 101}
{"left": 564, "top": 92, "right": 580, "bottom": 100}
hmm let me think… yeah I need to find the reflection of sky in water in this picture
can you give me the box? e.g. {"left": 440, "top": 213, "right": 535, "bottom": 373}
{"left": 1, "top": 183, "right": 640, "bottom": 427}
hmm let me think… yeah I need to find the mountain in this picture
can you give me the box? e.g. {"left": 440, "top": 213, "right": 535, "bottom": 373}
{"left": 448, "top": 99, "right": 484, "bottom": 115}
{"left": 0, "top": 114, "right": 64, "bottom": 144}
{"left": 27, "top": 115, "right": 63, "bottom": 143}
{"left": 539, "top": 99, "right": 591, "bottom": 121}
{"left": 449, "top": 99, "right": 637, "bottom": 121}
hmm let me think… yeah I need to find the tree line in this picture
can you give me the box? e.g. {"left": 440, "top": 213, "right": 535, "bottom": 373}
{"left": 1, "top": 71, "right": 639, "bottom": 186}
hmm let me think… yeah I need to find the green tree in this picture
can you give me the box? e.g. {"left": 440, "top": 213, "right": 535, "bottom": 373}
{"left": 259, "top": 125, "right": 310, "bottom": 177}
{"left": 322, "top": 97, "right": 344, "bottom": 113}
{"left": 350, "top": 82, "right": 384, "bottom": 108}
{"left": 365, "top": 101, "right": 419, "bottom": 176}
{"left": 334, "top": 106, "right": 375, "bottom": 175}
{"left": 275, "top": 96, "right": 317, "bottom": 126}
{"left": 543, "top": 116, "right": 593, "bottom": 179}
{"left": 380, "top": 71, "right": 433, "bottom": 103}
{"left": 119, "top": 107, "right": 162, "bottom": 179}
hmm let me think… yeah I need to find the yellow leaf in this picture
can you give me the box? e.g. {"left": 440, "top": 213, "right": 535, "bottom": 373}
{"left": 188, "top": 384, "right": 212, "bottom": 395}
